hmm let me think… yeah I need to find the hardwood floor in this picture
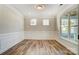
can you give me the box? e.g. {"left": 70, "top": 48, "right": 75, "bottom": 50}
{"left": 1, "top": 40, "right": 75, "bottom": 55}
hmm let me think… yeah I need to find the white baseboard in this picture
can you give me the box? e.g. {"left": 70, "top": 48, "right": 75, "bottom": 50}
{"left": 24, "top": 31, "right": 58, "bottom": 40}
{"left": 0, "top": 32, "right": 24, "bottom": 54}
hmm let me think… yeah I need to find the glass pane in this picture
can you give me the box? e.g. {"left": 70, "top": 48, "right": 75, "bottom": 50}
{"left": 61, "top": 16, "right": 69, "bottom": 38}
{"left": 30, "top": 19, "right": 37, "bottom": 25}
{"left": 70, "top": 16, "right": 78, "bottom": 42}
{"left": 43, "top": 19, "right": 49, "bottom": 25}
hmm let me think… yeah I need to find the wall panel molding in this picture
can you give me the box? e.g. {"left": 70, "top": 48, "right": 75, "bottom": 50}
{"left": 24, "top": 31, "right": 58, "bottom": 40}
{"left": 0, "top": 32, "right": 24, "bottom": 54}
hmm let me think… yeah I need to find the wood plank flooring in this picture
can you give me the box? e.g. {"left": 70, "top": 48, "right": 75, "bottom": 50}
{"left": 1, "top": 40, "right": 75, "bottom": 55}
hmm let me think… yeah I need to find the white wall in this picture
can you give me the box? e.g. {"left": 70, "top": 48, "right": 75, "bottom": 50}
{"left": 24, "top": 31, "right": 58, "bottom": 40}
{"left": 56, "top": 4, "right": 78, "bottom": 54}
{"left": 0, "top": 5, "right": 24, "bottom": 54}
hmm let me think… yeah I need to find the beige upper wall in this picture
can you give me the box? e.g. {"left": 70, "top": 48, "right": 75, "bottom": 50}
{"left": 0, "top": 5, "right": 24, "bottom": 34}
{"left": 24, "top": 17, "right": 57, "bottom": 31}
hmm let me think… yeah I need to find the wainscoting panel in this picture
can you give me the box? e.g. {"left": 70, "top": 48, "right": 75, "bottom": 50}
{"left": 0, "top": 32, "right": 24, "bottom": 54}
{"left": 24, "top": 31, "right": 58, "bottom": 40}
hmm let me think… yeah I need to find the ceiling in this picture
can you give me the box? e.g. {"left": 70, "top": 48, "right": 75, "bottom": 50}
{"left": 7, "top": 4, "right": 74, "bottom": 18}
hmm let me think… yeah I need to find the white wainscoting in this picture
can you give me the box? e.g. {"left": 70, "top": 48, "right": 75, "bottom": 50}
{"left": 24, "top": 31, "right": 58, "bottom": 40}
{"left": 0, "top": 32, "right": 24, "bottom": 54}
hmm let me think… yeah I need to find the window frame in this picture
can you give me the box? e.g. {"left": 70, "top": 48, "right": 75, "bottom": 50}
{"left": 60, "top": 8, "right": 78, "bottom": 44}
{"left": 30, "top": 19, "right": 37, "bottom": 26}
{"left": 42, "top": 19, "right": 50, "bottom": 26}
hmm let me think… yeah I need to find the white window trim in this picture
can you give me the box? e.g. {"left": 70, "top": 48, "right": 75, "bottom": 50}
{"left": 30, "top": 19, "right": 37, "bottom": 25}
{"left": 43, "top": 19, "right": 49, "bottom": 26}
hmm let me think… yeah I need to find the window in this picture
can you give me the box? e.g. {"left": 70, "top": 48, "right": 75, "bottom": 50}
{"left": 43, "top": 19, "right": 49, "bottom": 25}
{"left": 70, "top": 15, "right": 78, "bottom": 42}
{"left": 60, "top": 16, "right": 69, "bottom": 38}
{"left": 60, "top": 8, "right": 78, "bottom": 43}
{"left": 30, "top": 19, "right": 37, "bottom": 25}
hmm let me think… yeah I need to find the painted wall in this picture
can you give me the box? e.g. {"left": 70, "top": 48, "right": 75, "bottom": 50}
{"left": 24, "top": 17, "right": 57, "bottom": 31}
{"left": 0, "top": 5, "right": 24, "bottom": 34}
{"left": 24, "top": 17, "right": 58, "bottom": 39}
{"left": 0, "top": 5, "right": 24, "bottom": 54}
